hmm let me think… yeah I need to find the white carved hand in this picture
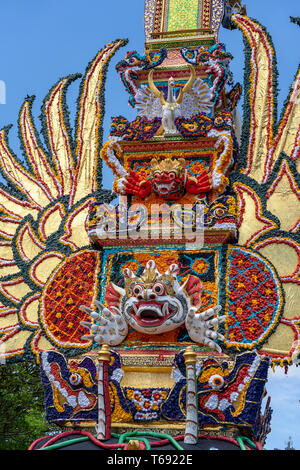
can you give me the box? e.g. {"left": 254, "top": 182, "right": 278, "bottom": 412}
{"left": 80, "top": 300, "right": 128, "bottom": 346}
{"left": 185, "top": 305, "right": 225, "bottom": 353}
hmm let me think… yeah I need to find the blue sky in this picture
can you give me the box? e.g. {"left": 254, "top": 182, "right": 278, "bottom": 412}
{"left": 265, "top": 365, "right": 300, "bottom": 450}
{"left": 0, "top": 0, "right": 299, "bottom": 450}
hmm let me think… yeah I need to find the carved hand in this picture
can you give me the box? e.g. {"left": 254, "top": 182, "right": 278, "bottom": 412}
{"left": 80, "top": 301, "right": 128, "bottom": 346}
{"left": 186, "top": 170, "right": 212, "bottom": 195}
{"left": 185, "top": 305, "right": 225, "bottom": 353}
{"left": 124, "top": 171, "right": 152, "bottom": 199}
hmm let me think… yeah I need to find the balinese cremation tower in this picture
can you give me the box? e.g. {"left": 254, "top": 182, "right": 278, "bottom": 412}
{"left": 0, "top": 0, "right": 299, "bottom": 451}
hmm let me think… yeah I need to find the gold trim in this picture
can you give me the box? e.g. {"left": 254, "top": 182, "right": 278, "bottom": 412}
{"left": 111, "top": 421, "right": 185, "bottom": 436}
{"left": 59, "top": 420, "right": 244, "bottom": 439}
{"left": 145, "top": 35, "right": 216, "bottom": 51}
{"left": 122, "top": 366, "right": 173, "bottom": 373}
{"left": 151, "top": 27, "right": 213, "bottom": 38}
{"left": 98, "top": 344, "right": 111, "bottom": 362}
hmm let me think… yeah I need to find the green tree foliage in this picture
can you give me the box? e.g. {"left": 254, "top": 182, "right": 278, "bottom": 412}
{"left": 0, "top": 361, "right": 59, "bottom": 450}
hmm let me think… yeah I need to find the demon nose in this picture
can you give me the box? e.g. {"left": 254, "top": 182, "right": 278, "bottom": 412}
{"left": 145, "top": 289, "right": 157, "bottom": 300}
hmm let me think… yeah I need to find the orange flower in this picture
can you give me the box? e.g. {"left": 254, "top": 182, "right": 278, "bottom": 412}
{"left": 136, "top": 167, "right": 150, "bottom": 180}
{"left": 192, "top": 258, "right": 210, "bottom": 274}
{"left": 121, "top": 261, "right": 140, "bottom": 274}
{"left": 200, "top": 290, "right": 213, "bottom": 308}
{"left": 189, "top": 161, "right": 206, "bottom": 175}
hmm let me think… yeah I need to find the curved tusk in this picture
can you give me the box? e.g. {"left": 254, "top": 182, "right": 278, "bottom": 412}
{"left": 148, "top": 69, "right": 165, "bottom": 105}
{"left": 176, "top": 64, "right": 196, "bottom": 104}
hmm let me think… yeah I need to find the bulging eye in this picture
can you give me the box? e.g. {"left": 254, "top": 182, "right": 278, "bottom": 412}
{"left": 208, "top": 374, "right": 224, "bottom": 390}
{"left": 132, "top": 284, "right": 144, "bottom": 297}
{"left": 152, "top": 282, "right": 165, "bottom": 296}
{"left": 70, "top": 373, "right": 82, "bottom": 386}
{"left": 168, "top": 171, "right": 176, "bottom": 179}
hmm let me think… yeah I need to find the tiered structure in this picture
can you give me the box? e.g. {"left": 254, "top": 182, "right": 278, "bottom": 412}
{"left": 0, "top": 0, "right": 299, "bottom": 451}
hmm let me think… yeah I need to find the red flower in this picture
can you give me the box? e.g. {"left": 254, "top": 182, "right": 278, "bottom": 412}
{"left": 240, "top": 317, "right": 264, "bottom": 340}
{"left": 230, "top": 291, "right": 242, "bottom": 302}
{"left": 152, "top": 391, "right": 162, "bottom": 401}
{"left": 257, "top": 306, "right": 275, "bottom": 328}
{"left": 231, "top": 254, "right": 245, "bottom": 266}
{"left": 228, "top": 326, "right": 244, "bottom": 342}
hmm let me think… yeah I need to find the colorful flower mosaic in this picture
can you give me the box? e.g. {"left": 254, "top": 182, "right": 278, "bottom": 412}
{"left": 109, "top": 115, "right": 162, "bottom": 141}
{"left": 39, "top": 347, "right": 270, "bottom": 440}
{"left": 161, "top": 350, "right": 270, "bottom": 440}
{"left": 224, "top": 246, "right": 283, "bottom": 350}
{"left": 124, "top": 387, "right": 169, "bottom": 421}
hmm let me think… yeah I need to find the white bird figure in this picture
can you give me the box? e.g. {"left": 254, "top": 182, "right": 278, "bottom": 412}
{"left": 135, "top": 64, "right": 213, "bottom": 135}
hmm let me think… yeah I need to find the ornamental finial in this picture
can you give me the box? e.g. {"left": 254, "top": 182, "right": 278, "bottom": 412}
{"left": 98, "top": 343, "right": 111, "bottom": 362}
{"left": 183, "top": 345, "right": 197, "bottom": 365}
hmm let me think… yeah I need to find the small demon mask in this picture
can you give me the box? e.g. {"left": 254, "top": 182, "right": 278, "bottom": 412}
{"left": 150, "top": 157, "right": 186, "bottom": 200}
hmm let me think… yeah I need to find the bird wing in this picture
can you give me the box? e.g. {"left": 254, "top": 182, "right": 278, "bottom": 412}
{"left": 180, "top": 78, "right": 213, "bottom": 118}
{"left": 135, "top": 86, "right": 163, "bottom": 119}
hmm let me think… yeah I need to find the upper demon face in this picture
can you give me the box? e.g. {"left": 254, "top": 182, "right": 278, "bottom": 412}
{"left": 109, "top": 116, "right": 130, "bottom": 137}
{"left": 150, "top": 157, "right": 186, "bottom": 200}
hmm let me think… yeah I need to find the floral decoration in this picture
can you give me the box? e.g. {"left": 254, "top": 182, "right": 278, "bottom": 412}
{"left": 191, "top": 258, "right": 210, "bottom": 274}
{"left": 124, "top": 387, "right": 169, "bottom": 421}
{"left": 109, "top": 115, "right": 162, "bottom": 141}
{"left": 0, "top": 39, "right": 125, "bottom": 362}
{"left": 223, "top": 246, "right": 284, "bottom": 350}
{"left": 161, "top": 350, "right": 271, "bottom": 440}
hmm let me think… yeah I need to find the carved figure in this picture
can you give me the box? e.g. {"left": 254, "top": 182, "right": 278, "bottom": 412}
{"left": 135, "top": 65, "right": 213, "bottom": 135}
{"left": 80, "top": 261, "right": 225, "bottom": 352}
{"left": 116, "top": 48, "right": 167, "bottom": 107}
{"left": 119, "top": 157, "right": 212, "bottom": 200}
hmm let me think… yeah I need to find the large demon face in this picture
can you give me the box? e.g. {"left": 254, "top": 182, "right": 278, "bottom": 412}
{"left": 150, "top": 157, "right": 186, "bottom": 200}
{"left": 104, "top": 261, "right": 202, "bottom": 335}
{"left": 123, "top": 264, "right": 186, "bottom": 334}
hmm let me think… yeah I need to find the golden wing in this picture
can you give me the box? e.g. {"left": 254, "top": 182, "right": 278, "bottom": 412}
{"left": 230, "top": 15, "right": 300, "bottom": 367}
{"left": 0, "top": 39, "right": 127, "bottom": 363}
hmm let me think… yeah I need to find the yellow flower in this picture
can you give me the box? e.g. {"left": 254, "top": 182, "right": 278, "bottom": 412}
{"left": 189, "top": 161, "right": 206, "bottom": 175}
{"left": 227, "top": 196, "right": 237, "bottom": 216}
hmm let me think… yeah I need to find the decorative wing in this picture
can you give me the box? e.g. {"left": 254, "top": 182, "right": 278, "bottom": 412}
{"left": 0, "top": 39, "right": 127, "bottom": 364}
{"left": 230, "top": 15, "right": 300, "bottom": 366}
{"left": 135, "top": 86, "right": 163, "bottom": 119}
{"left": 180, "top": 78, "right": 213, "bottom": 117}
{"left": 135, "top": 77, "right": 212, "bottom": 120}
{"left": 231, "top": 15, "right": 300, "bottom": 182}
